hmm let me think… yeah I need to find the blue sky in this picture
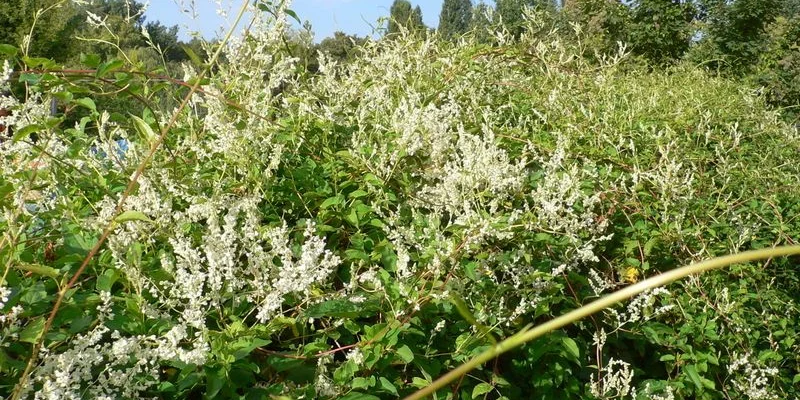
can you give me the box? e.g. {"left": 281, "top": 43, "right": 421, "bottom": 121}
{"left": 145, "top": 1, "right": 493, "bottom": 42}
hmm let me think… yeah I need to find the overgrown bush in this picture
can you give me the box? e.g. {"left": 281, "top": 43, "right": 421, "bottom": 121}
{"left": 1, "top": 3, "right": 799, "bottom": 399}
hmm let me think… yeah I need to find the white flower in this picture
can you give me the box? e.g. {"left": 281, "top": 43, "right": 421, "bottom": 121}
{"left": 0, "top": 285, "right": 10, "bottom": 309}
{"left": 590, "top": 358, "right": 634, "bottom": 399}
{"left": 346, "top": 347, "right": 364, "bottom": 365}
{"left": 727, "top": 353, "right": 780, "bottom": 400}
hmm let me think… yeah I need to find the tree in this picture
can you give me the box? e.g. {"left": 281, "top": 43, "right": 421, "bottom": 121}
{"left": 93, "top": 0, "right": 147, "bottom": 25}
{"left": 0, "top": 0, "right": 80, "bottom": 61}
{"left": 145, "top": 21, "right": 184, "bottom": 62}
{"left": 748, "top": 14, "right": 800, "bottom": 122}
{"left": 439, "top": 0, "right": 473, "bottom": 39}
{"left": 316, "top": 31, "right": 368, "bottom": 65}
{"left": 495, "top": 0, "right": 539, "bottom": 36}
{"left": 694, "top": 0, "right": 782, "bottom": 73}
{"left": 67, "top": 0, "right": 149, "bottom": 61}
{"left": 411, "top": 5, "right": 425, "bottom": 32}
{"left": 563, "top": 0, "right": 630, "bottom": 57}
{"left": 388, "top": 0, "right": 426, "bottom": 35}
{"left": 627, "top": 0, "right": 696, "bottom": 65}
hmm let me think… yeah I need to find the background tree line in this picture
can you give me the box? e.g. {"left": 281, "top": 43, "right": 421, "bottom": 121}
{"left": 0, "top": 0, "right": 207, "bottom": 68}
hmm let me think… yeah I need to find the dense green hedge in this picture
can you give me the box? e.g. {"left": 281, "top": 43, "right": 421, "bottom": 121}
{"left": 1, "top": 4, "right": 799, "bottom": 400}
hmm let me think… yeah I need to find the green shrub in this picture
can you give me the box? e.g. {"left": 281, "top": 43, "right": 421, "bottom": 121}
{"left": 1, "top": 3, "right": 799, "bottom": 400}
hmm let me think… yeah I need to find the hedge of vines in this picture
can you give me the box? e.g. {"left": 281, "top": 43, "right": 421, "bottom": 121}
{"left": 1, "top": 3, "right": 799, "bottom": 399}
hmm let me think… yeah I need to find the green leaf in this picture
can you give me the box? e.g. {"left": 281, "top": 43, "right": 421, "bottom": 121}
{"left": 15, "top": 262, "right": 60, "bottom": 279}
{"left": 74, "top": 97, "right": 96, "bottom": 112}
{"left": 19, "top": 317, "right": 45, "bottom": 343}
{"left": 643, "top": 236, "right": 660, "bottom": 256}
{"left": 22, "top": 56, "right": 54, "bottom": 69}
{"left": 368, "top": 218, "right": 385, "bottom": 228}
{"left": 339, "top": 393, "right": 379, "bottom": 400}
{"left": 181, "top": 44, "right": 205, "bottom": 68}
{"left": 463, "top": 261, "right": 478, "bottom": 281}
{"left": 320, "top": 194, "right": 344, "bottom": 209}
{"left": 346, "top": 207, "right": 359, "bottom": 226}
{"left": 700, "top": 377, "right": 715, "bottom": 390}
{"left": 19, "top": 73, "right": 41, "bottom": 85}
{"left": 285, "top": 8, "right": 301, "bottom": 23}
{"left": 20, "top": 283, "right": 48, "bottom": 304}
{"left": 204, "top": 365, "right": 226, "bottom": 399}
{"left": 493, "top": 375, "right": 510, "bottom": 387}
{"left": 333, "top": 360, "right": 359, "bottom": 383}
{"left": 351, "top": 376, "right": 375, "bottom": 390}
{"left": 12, "top": 124, "right": 43, "bottom": 143}
{"left": 114, "top": 210, "right": 153, "bottom": 224}
{"left": 81, "top": 53, "right": 101, "bottom": 68}
{"left": 232, "top": 338, "right": 271, "bottom": 360}
{"left": 64, "top": 231, "right": 95, "bottom": 254}
{"left": 377, "top": 377, "right": 398, "bottom": 396}
{"left": 472, "top": 382, "right": 493, "bottom": 398}
{"left": 396, "top": 345, "right": 414, "bottom": 363}
{"left": 96, "top": 59, "right": 124, "bottom": 78}
{"left": 560, "top": 336, "right": 580, "bottom": 361}
{"left": 348, "top": 190, "right": 368, "bottom": 199}
{"left": 130, "top": 114, "right": 157, "bottom": 144}
{"left": 0, "top": 44, "right": 18, "bottom": 57}
{"left": 363, "top": 173, "right": 382, "bottom": 186}
{"left": 96, "top": 269, "right": 119, "bottom": 292}
{"left": 411, "top": 377, "right": 430, "bottom": 388}
{"left": 685, "top": 364, "right": 703, "bottom": 390}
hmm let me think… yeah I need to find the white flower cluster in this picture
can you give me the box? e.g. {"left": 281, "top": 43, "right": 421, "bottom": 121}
{"left": 314, "top": 355, "right": 338, "bottom": 397}
{"left": 727, "top": 352, "right": 780, "bottom": 400}
{"left": 590, "top": 358, "right": 634, "bottom": 399}
{"left": 127, "top": 198, "right": 342, "bottom": 328}
{"left": 288, "top": 12, "right": 618, "bottom": 328}
{"left": 181, "top": 2, "right": 300, "bottom": 177}
{"left": 252, "top": 221, "right": 342, "bottom": 322}
{"left": 610, "top": 287, "right": 674, "bottom": 327}
{"left": 415, "top": 128, "right": 527, "bottom": 225}
{"left": 0, "top": 92, "right": 49, "bottom": 150}
{"left": 527, "top": 138, "right": 611, "bottom": 266}
{"left": 589, "top": 268, "right": 614, "bottom": 295}
{"left": 24, "top": 292, "right": 207, "bottom": 400}
{"left": 0, "top": 285, "right": 10, "bottom": 310}
{"left": 631, "top": 140, "right": 695, "bottom": 217}
{"left": 0, "top": 59, "right": 12, "bottom": 89}
{"left": 0, "top": 285, "right": 24, "bottom": 346}
{"left": 13, "top": 3, "right": 342, "bottom": 393}
{"left": 636, "top": 383, "right": 676, "bottom": 400}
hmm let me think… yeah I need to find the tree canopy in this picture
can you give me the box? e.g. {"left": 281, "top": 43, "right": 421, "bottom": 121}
{"left": 438, "top": 0, "right": 473, "bottom": 39}
{"left": 388, "top": 0, "right": 427, "bottom": 35}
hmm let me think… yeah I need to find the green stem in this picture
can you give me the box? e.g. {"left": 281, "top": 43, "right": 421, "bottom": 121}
{"left": 404, "top": 245, "right": 800, "bottom": 400}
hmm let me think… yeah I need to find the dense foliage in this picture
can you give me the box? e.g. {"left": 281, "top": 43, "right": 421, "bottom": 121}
{"left": 438, "top": 0, "right": 473, "bottom": 39}
{"left": 0, "top": 0, "right": 202, "bottom": 67}
{"left": 1, "top": 1, "right": 800, "bottom": 400}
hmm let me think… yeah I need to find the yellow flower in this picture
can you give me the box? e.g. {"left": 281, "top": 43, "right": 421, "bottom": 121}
{"left": 624, "top": 267, "right": 640, "bottom": 283}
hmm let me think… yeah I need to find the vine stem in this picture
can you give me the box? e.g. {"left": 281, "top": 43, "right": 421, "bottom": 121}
{"left": 404, "top": 245, "right": 800, "bottom": 400}
{"left": 9, "top": 1, "right": 253, "bottom": 398}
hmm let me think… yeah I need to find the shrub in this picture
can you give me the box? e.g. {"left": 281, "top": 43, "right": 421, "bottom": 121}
{"left": 1, "top": 3, "right": 799, "bottom": 399}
